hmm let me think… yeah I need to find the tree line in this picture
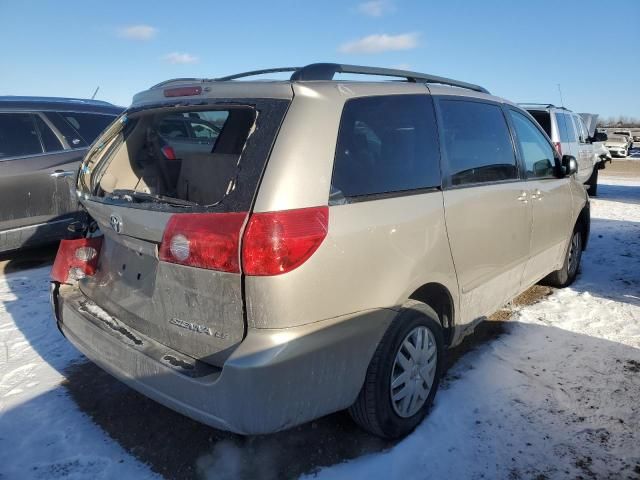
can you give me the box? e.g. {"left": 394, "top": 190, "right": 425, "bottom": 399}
{"left": 596, "top": 116, "right": 640, "bottom": 127}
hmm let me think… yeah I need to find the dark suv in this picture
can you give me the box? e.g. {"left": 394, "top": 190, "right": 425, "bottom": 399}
{"left": 0, "top": 96, "right": 123, "bottom": 253}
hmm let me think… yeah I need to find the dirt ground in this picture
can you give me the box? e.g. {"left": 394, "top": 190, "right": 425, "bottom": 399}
{"left": 601, "top": 158, "right": 640, "bottom": 178}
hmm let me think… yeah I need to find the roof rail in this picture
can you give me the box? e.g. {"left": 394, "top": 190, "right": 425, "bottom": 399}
{"left": 0, "top": 95, "right": 115, "bottom": 106}
{"left": 518, "top": 103, "right": 568, "bottom": 110}
{"left": 289, "top": 63, "right": 489, "bottom": 93}
{"left": 205, "top": 63, "right": 489, "bottom": 94}
{"left": 215, "top": 67, "right": 300, "bottom": 82}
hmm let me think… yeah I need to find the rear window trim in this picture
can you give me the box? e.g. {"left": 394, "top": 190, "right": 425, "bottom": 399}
{"left": 80, "top": 97, "right": 291, "bottom": 214}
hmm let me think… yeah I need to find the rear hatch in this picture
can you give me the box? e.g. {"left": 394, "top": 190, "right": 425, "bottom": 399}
{"left": 76, "top": 90, "right": 291, "bottom": 366}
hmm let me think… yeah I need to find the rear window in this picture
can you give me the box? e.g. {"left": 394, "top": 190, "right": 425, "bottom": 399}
{"left": 331, "top": 94, "right": 441, "bottom": 201}
{"left": 439, "top": 100, "right": 517, "bottom": 186}
{"left": 527, "top": 110, "right": 552, "bottom": 137}
{"left": 80, "top": 100, "right": 289, "bottom": 212}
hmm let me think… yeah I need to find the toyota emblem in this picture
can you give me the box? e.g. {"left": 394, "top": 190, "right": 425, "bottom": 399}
{"left": 109, "top": 214, "right": 123, "bottom": 233}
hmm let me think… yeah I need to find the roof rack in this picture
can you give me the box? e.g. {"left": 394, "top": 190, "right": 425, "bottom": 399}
{"left": 518, "top": 103, "right": 568, "bottom": 110}
{"left": 211, "top": 63, "right": 489, "bottom": 94}
{"left": 0, "top": 96, "right": 114, "bottom": 106}
{"left": 149, "top": 63, "right": 490, "bottom": 94}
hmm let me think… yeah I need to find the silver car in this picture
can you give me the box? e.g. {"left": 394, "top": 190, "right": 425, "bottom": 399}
{"left": 50, "top": 63, "right": 589, "bottom": 439}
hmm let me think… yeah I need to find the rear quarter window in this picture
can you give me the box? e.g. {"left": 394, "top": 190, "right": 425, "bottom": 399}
{"left": 331, "top": 94, "right": 441, "bottom": 201}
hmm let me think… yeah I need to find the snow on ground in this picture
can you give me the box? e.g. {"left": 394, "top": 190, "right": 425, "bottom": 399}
{"left": 308, "top": 179, "right": 640, "bottom": 479}
{"left": 0, "top": 267, "right": 159, "bottom": 479}
{"left": 0, "top": 177, "right": 639, "bottom": 480}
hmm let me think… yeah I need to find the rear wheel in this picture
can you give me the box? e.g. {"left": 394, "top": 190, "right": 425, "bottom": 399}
{"left": 349, "top": 301, "right": 444, "bottom": 439}
{"left": 586, "top": 167, "right": 598, "bottom": 196}
{"left": 542, "top": 227, "right": 583, "bottom": 288}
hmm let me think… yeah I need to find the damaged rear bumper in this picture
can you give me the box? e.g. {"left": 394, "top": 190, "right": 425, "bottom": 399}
{"left": 52, "top": 284, "right": 393, "bottom": 435}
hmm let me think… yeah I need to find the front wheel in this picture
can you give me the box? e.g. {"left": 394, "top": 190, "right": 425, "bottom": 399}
{"left": 542, "top": 228, "right": 583, "bottom": 288}
{"left": 349, "top": 301, "right": 444, "bottom": 439}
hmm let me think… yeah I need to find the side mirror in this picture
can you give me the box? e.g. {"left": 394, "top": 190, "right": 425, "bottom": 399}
{"left": 562, "top": 155, "right": 578, "bottom": 176}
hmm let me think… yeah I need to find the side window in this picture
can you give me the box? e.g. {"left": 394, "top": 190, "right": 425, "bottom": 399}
{"left": 34, "top": 115, "right": 63, "bottom": 152}
{"left": 331, "top": 94, "right": 441, "bottom": 199}
{"left": 562, "top": 113, "right": 577, "bottom": 142}
{"left": 0, "top": 113, "right": 43, "bottom": 159}
{"left": 555, "top": 112, "right": 569, "bottom": 142}
{"left": 572, "top": 116, "right": 584, "bottom": 143}
{"left": 57, "top": 112, "right": 116, "bottom": 144}
{"left": 46, "top": 112, "right": 86, "bottom": 147}
{"left": 439, "top": 100, "right": 517, "bottom": 186}
{"left": 577, "top": 117, "right": 590, "bottom": 143}
{"left": 509, "top": 111, "right": 556, "bottom": 179}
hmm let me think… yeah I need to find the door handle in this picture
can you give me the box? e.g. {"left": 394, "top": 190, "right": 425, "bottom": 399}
{"left": 531, "top": 189, "right": 544, "bottom": 200}
{"left": 50, "top": 170, "right": 75, "bottom": 178}
{"left": 517, "top": 191, "right": 528, "bottom": 203}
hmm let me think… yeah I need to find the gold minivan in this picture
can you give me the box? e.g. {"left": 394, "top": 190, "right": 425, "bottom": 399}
{"left": 50, "top": 63, "right": 589, "bottom": 439}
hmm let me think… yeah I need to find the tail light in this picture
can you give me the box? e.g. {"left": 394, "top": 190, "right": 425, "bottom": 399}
{"left": 51, "top": 237, "right": 103, "bottom": 284}
{"left": 553, "top": 142, "right": 562, "bottom": 156}
{"left": 158, "top": 207, "right": 328, "bottom": 276}
{"left": 159, "top": 213, "right": 247, "bottom": 272}
{"left": 242, "top": 206, "right": 328, "bottom": 276}
{"left": 161, "top": 145, "right": 177, "bottom": 160}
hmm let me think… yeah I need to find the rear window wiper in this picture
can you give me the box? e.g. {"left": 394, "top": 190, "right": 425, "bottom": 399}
{"left": 109, "top": 189, "right": 197, "bottom": 207}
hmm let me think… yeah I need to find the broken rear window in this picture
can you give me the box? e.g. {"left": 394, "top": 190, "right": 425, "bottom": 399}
{"left": 82, "top": 106, "right": 257, "bottom": 208}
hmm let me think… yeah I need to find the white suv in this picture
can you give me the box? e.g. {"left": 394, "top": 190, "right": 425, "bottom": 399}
{"left": 521, "top": 104, "right": 598, "bottom": 193}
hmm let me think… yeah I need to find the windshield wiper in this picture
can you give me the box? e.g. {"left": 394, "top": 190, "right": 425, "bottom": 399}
{"left": 109, "top": 189, "right": 197, "bottom": 207}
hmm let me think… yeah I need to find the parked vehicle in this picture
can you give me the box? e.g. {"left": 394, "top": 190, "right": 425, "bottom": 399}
{"left": 579, "top": 113, "right": 611, "bottom": 196}
{"left": 605, "top": 135, "right": 629, "bottom": 157}
{"left": 522, "top": 104, "right": 598, "bottom": 193}
{"left": 0, "top": 97, "right": 123, "bottom": 253}
{"left": 50, "top": 64, "right": 590, "bottom": 439}
{"left": 612, "top": 130, "right": 634, "bottom": 149}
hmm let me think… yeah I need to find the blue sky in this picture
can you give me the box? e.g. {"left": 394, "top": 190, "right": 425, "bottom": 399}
{"left": 1, "top": 0, "right": 638, "bottom": 118}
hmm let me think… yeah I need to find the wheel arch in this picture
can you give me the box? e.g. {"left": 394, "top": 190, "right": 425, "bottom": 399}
{"left": 576, "top": 200, "right": 590, "bottom": 250}
{"left": 408, "top": 282, "right": 455, "bottom": 346}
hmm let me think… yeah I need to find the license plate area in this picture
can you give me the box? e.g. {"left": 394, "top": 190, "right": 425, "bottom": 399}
{"left": 97, "top": 231, "right": 158, "bottom": 297}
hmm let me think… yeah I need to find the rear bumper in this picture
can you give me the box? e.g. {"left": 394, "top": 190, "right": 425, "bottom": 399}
{"left": 52, "top": 284, "right": 393, "bottom": 434}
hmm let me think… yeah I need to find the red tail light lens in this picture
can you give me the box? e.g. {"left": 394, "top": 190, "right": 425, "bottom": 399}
{"left": 553, "top": 142, "right": 562, "bottom": 156}
{"left": 242, "top": 206, "right": 328, "bottom": 276}
{"left": 51, "top": 237, "right": 103, "bottom": 284}
{"left": 161, "top": 145, "right": 177, "bottom": 160}
{"left": 159, "top": 213, "right": 247, "bottom": 272}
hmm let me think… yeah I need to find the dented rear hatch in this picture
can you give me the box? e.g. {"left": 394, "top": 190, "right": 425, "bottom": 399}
{"left": 76, "top": 87, "right": 291, "bottom": 366}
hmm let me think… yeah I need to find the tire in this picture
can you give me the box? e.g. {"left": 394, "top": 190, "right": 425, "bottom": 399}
{"left": 542, "top": 227, "right": 583, "bottom": 288}
{"left": 586, "top": 167, "right": 598, "bottom": 196}
{"left": 349, "top": 300, "right": 444, "bottom": 439}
